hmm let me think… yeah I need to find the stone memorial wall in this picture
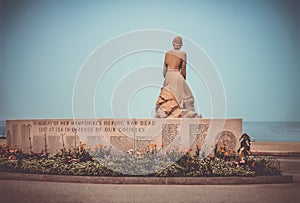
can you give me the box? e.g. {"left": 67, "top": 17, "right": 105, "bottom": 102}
{"left": 6, "top": 118, "right": 242, "bottom": 155}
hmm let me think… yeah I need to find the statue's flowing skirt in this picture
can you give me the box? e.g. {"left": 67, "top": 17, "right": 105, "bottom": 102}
{"left": 155, "top": 70, "right": 202, "bottom": 118}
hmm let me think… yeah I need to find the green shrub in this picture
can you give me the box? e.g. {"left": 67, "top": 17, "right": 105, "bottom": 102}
{"left": 0, "top": 144, "right": 281, "bottom": 177}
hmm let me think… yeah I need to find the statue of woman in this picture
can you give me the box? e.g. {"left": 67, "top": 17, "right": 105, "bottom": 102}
{"left": 155, "top": 36, "right": 202, "bottom": 118}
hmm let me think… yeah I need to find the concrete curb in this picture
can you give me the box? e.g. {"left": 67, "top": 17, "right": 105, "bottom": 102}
{"left": 0, "top": 172, "right": 293, "bottom": 185}
{"left": 255, "top": 152, "right": 300, "bottom": 157}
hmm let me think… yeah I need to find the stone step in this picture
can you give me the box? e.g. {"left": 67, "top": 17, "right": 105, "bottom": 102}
{"left": 278, "top": 158, "right": 300, "bottom": 172}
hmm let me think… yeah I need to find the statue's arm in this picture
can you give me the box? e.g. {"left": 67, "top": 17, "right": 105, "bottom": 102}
{"left": 181, "top": 61, "right": 186, "bottom": 80}
{"left": 163, "top": 53, "right": 168, "bottom": 77}
{"left": 181, "top": 52, "right": 187, "bottom": 79}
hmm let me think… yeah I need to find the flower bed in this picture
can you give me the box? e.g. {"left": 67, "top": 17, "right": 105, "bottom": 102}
{"left": 0, "top": 143, "right": 281, "bottom": 177}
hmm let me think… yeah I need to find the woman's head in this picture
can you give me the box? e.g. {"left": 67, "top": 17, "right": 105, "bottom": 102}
{"left": 172, "top": 36, "right": 183, "bottom": 49}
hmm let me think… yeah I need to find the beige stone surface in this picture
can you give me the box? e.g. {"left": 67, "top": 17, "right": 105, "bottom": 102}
{"left": 0, "top": 139, "right": 5, "bottom": 145}
{"left": 6, "top": 118, "right": 242, "bottom": 155}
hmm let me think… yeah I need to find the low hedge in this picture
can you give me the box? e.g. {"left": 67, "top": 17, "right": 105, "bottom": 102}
{"left": 0, "top": 144, "right": 281, "bottom": 177}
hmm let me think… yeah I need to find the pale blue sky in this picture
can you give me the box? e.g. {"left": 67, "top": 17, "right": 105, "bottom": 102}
{"left": 1, "top": 0, "right": 299, "bottom": 121}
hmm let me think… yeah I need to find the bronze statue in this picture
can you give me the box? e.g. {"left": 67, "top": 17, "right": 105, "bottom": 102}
{"left": 155, "top": 36, "right": 202, "bottom": 118}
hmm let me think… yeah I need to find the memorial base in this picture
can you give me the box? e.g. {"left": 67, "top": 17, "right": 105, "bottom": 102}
{"left": 6, "top": 118, "right": 242, "bottom": 155}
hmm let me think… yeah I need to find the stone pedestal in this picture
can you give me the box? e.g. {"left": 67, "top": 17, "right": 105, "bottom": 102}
{"left": 6, "top": 118, "right": 242, "bottom": 155}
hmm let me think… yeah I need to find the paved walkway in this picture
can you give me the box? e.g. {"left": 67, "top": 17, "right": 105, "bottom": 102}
{"left": 0, "top": 157, "right": 299, "bottom": 203}
{"left": 0, "top": 142, "right": 300, "bottom": 203}
{"left": 0, "top": 179, "right": 299, "bottom": 203}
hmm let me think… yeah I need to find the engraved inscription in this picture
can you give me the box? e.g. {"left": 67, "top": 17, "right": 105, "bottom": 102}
{"left": 189, "top": 124, "right": 209, "bottom": 147}
{"left": 5, "top": 119, "right": 242, "bottom": 155}
{"left": 65, "top": 135, "right": 79, "bottom": 149}
{"left": 48, "top": 135, "right": 62, "bottom": 153}
{"left": 162, "top": 124, "right": 180, "bottom": 148}
{"left": 110, "top": 136, "right": 133, "bottom": 152}
{"left": 87, "top": 135, "right": 104, "bottom": 148}
{"left": 12, "top": 124, "right": 18, "bottom": 145}
{"left": 32, "top": 135, "right": 44, "bottom": 152}
{"left": 216, "top": 131, "right": 237, "bottom": 150}
{"left": 135, "top": 140, "right": 151, "bottom": 152}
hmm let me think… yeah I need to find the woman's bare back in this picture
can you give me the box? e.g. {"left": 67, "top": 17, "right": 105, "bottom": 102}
{"left": 164, "top": 49, "right": 187, "bottom": 79}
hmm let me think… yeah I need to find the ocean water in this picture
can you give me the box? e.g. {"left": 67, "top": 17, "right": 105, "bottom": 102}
{"left": 243, "top": 121, "right": 300, "bottom": 142}
{"left": 0, "top": 121, "right": 300, "bottom": 142}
